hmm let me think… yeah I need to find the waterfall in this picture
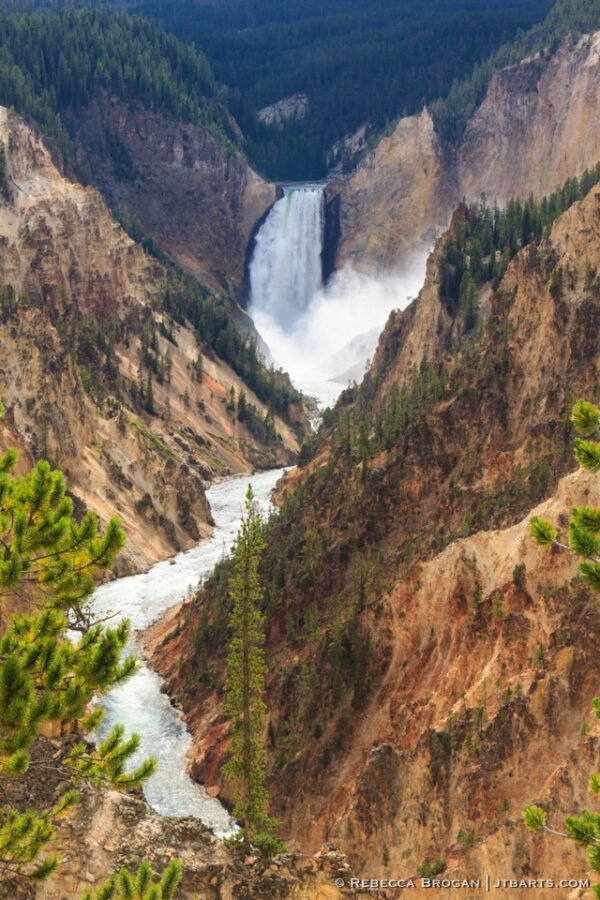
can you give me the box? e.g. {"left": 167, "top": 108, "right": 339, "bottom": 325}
{"left": 249, "top": 182, "right": 427, "bottom": 408}
{"left": 249, "top": 185, "right": 325, "bottom": 327}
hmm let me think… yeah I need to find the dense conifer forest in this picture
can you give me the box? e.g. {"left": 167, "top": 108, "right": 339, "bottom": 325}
{"left": 4, "top": 0, "right": 600, "bottom": 179}
{"left": 116, "top": 0, "right": 555, "bottom": 179}
{"left": 0, "top": 5, "right": 237, "bottom": 160}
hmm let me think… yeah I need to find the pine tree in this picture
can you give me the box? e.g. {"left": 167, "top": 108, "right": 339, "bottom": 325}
{"left": 81, "top": 859, "right": 182, "bottom": 900}
{"left": 0, "top": 439, "right": 167, "bottom": 884}
{"left": 524, "top": 399, "right": 600, "bottom": 892}
{"left": 146, "top": 371, "right": 155, "bottom": 415}
{"left": 0, "top": 138, "right": 9, "bottom": 202}
{"left": 237, "top": 390, "right": 248, "bottom": 423}
{"left": 223, "top": 486, "right": 281, "bottom": 855}
{"left": 192, "top": 352, "right": 203, "bottom": 383}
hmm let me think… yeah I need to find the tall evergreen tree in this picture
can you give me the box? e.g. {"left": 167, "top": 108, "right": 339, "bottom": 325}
{"left": 146, "top": 371, "right": 155, "bottom": 415}
{"left": 523, "top": 399, "right": 600, "bottom": 891}
{"left": 223, "top": 486, "right": 280, "bottom": 854}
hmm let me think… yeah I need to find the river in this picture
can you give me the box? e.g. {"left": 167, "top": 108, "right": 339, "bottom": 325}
{"left": 91, "top": 467, "right": 286, "bottom": 836}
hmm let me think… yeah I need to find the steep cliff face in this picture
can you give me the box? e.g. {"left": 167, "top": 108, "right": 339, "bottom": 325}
{"left": 0, "top": 107, "right": 298, "bottom": 574}
{"left": 149, "top": 181, "right": 600, "bottom": 890}
{"left": 314, "top": 467, "right": 600, "bottom": 888}
{"left": 70, "top": 96, "right": 276, "bottom": 298}
{"left": 327, "top": 110, "right": 449, "bottom": 275}
{"left": 459, "top": 32, "right": 600, "bottom": 205}
{"left": 330, "top": 31, "right": 600, "bottom": 274}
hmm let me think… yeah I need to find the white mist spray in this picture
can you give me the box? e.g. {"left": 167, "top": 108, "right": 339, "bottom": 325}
{"left": 249, "top": 184, "right": 427, "bottom": 406}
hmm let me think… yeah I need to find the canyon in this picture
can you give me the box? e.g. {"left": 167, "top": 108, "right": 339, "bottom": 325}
{"left": 3, "top": 15, "right": 600, "bottom": 900}
{"left": 148, "top": 173, "right": 600, "bottom": 894}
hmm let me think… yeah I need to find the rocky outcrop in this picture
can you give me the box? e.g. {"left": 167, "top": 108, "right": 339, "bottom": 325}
{"left": 70, "top": 95, "right": 277, "bottom": 298}
{"left": 458, "top": 32, "right": 600, "bottom": 206}
{"left": 330, "top": 32, "right": 600, "bottom": 274}
{"left": 258, "top": 93, "right": 309, "bottom": 128}
{"left": 3, "top": 737, "right": 368, "bottom": 900}
{"left": 0, "top": 107, "right": 299, "bottom": 573}
{"left": 327, "top": 110, "right": 450, "bottom": 274}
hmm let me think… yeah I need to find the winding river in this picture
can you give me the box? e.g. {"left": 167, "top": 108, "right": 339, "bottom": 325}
{"left": 90, "top": 468, "right": 285, "bottom": 836}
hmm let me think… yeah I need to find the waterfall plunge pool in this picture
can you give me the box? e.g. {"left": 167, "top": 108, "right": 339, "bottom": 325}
{"left": 90, "top": 468, "right": 286, "bottom": 836}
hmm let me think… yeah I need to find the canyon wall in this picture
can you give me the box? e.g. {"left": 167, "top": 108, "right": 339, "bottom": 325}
{"left": 70, "top": 96, "right": 277, "bottom": 299}
{"left": 329, "top": 31, "right": 600, "bottom": 275}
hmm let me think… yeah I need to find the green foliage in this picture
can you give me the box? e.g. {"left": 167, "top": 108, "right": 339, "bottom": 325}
{"left": 81, "top": 859, "right": 183, "bottom": 900}
{"left": 0, "top": 138, "right": 9, "bottom": 202}
{"left": 523, "top": 804, "right": 547, "bottom": 832}
{"left": 417, "top": 857, "right": 447, "bottom": 878}
{"left": 523, "top": 397, "right": 600, "bottom": 892}
{"left": 569, "top": 521, "right": 600, "bottom": 559}
{"left": 237, "top": 391, "right": 279, "bottom": 445}
{"left": 0, "top": 450, "right": 166, "bottom": 884}
{"left": 530, "top": 515, "right": 557, "bottom": 546}
{"left": 223, "top": 486, "right": 280, "bottom": 850}
{"left": 456, "top": 826, "right": 478, "bottom": 848}
{"left": 572, "top": 506, "right": 600, "bottom": 533}
{"left": 530, "top": 402, "right": 600, "bottom": 588}
{"left": 574, "top": 438, "right": 600, "bottom": 473}
{"left": 579, "top": 561, "right": 600, "bottom": 592}
{"left": 512, "top": 562, "right": 526, "bottom": 589}
{"left": 440, "top": 164, "right": 600, "bottom": 317}
{"left": 0, "top": 6, "right": 237, "bottom": 162}
{"left": 571, "top": 399, "right": 600, "bottom": 437}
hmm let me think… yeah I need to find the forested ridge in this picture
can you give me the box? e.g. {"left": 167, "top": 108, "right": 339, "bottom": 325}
{"left": 0, "top": 4, "right": 237, "bottom": 160}
{"left": 3, "top": 1, "right": 598, "bottom": 180}
{"left": 114, "top": 0, "right": 554, "bottom": 179}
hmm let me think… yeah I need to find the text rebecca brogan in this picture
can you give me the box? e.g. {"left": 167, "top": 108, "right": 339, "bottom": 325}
{"left": 342, "top": 877, "right": 591, "bottom": 891}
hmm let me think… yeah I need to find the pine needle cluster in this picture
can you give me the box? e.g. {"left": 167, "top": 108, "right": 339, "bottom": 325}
{"left": 0, "top": 445, "right": 172, "bottom": 887}
{"left": 81, "top": 859, "right": 183, "bottom": 900}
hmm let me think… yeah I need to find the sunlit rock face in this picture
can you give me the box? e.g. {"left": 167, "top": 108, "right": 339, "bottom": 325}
{"left": 330, "top": 32, "right": 600, "bottom": 274}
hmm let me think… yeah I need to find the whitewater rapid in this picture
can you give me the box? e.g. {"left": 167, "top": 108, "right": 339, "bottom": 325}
{"left": 91, "top": 468, "right": 285, "bottom": 835}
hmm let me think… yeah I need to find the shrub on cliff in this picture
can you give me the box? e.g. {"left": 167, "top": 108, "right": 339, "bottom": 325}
{"left": 524, "top": 399, "right": 600, "bottom": 890}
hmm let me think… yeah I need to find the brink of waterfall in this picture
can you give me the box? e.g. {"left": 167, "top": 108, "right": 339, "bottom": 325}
{"left": 249, "top": 185, "right": 325, "bottom": 328}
